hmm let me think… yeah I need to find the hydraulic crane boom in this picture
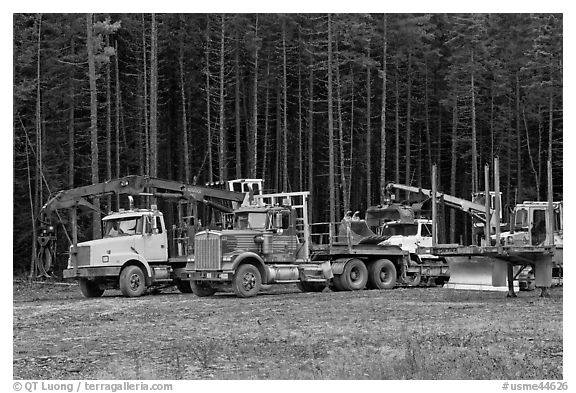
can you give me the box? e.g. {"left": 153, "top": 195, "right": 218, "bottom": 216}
{"left": 42, "top": 175, "right": 248, "bottom": 215}
{"left": 385, "top": 183, "right": 491, "bottom": 224}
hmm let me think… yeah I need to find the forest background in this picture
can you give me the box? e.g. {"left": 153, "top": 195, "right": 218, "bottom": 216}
{"left": 12, "top": 13, "right": 563, "bottom": 274}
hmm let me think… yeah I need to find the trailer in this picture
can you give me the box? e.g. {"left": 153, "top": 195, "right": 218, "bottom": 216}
{"left": 182, "top": 191, "right": 414, "bottom": 297}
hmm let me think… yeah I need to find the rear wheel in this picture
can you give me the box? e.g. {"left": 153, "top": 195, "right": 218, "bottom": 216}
{"left": 340, "top": 259, "right": 368, "bottom": 291}
{"left": 79, "top": 279, "right": 104, "bottom": 298}
{"left": 297, "top": 281, "right": 327, "bottom": 293}
{"left": 190, "top": 281, "right": 217, "bottom": 297}
{"left": 367, "top": 259, "right": 396, "bottom": 289}
{"left": 119, "top": 265, "right": 146, "bottom": 297}
{"left": 233, "top": 264, "right": 261, "bottom": 298}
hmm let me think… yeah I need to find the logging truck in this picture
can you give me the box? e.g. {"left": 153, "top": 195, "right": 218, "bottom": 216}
{"left": 183, "top": 191, "right": 415, "bottom": 297}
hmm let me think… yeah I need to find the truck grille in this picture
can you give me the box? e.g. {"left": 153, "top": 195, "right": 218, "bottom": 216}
{"left": 195, "top": 231, "right": 222, "bottom": 271}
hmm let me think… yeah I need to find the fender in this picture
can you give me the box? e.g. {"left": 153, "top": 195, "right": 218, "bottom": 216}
{"left": 231, "top": 252, "right": 268, "bottom": 281}
{"left": 112, "top": 252, "right": 153, "bottom": 279}
{"left": 330, "top": 258, "right": 356, "bottom": 275}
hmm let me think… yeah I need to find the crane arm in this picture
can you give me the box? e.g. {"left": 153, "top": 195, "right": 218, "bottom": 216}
{"left": 42, "top": 175, "right": 247, "bottom": 214}
{"left": 385, "top": 183, "right": 490, "bottom": 224}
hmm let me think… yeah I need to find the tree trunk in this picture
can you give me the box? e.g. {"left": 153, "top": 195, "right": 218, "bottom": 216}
{"left": 379, "top": 15, "right": 387, "bottom": 204}
{"left": 335, "top": 41, "right": 349, "bottom": 214}
{"left": 450, "top": 96, "right": 458, "bottom": 244}
{"left": 506, "top": 94, "right": 512, "bottom": 208}
{"left": 523, "top": 107, "right": 539, "bottom": 198}
{"left": 297, "top": 34, "right": 303, "bottom": 191}
{"left": 32, "top": 13, "right": 42, "bottom": 277}
{"left": 405, "top": 51, "right": 412, "bottom": 190}
{"left": 179, "top": 19, "right": 190, "bottom": 183}
{"left": 150, "top": 13, "right": 158, "bottom": 179}
{"left": 262, "top": 58, "right": 270, "bottom": 184}
{"left": 490, "top": 83, "right": 494, "bottom": 164}
{"left": 114, "top": 40, "right": 121, "bottom": 208}
{"left": 307, "top": 53, "right": 314, "bottom": 221}
{"left": 471, "top": 51, "right": 478, "bottom": 195}
{"left": 394, "top": 66, "right": 400, "bottom": 200}
{"left": 282, "top": 18, "right": 288, "bottom": 192}
{"left": 218, "top": 14, "right": 226, "bottom": 181}
{"left": 68, "top": 37, "right": 75, "bottom": 188}
{"left": 348, "top": 66, "right": 354, "bottom": 210}
{"left": 106, "top": 35, "right": 112, "bottom": 210}
{"left": 235, "top": 34, "right": 242, "bottom": 179}
{"left": 205, "top": 15, "right": 213, "bottom": 182}
{"left": 275, "top": 83, "right": 281, "bottom": 192}
{"left": 424, "top": 61, "right": 433, "bottom": 187}
{"left": 515, "top": 72, "right": 521, "bottom": 203}
{"left": 251, "top": 14, "right": 259, "bottom": 179}
{"left": 327, "top": 14, "right": 335, "bottom": 223}
{"left": 86, "top": 14, "right": 101, "bottom": 238}
{"left": 366, "top": 45, "right": 372, "bottom": 209}
{"left": 141, "top": 14, "right": 149, "bottom": 176}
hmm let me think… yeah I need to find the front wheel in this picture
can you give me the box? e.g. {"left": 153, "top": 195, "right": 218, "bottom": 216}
{"left": 367, "top": 259, "right": 397, "bottom": 289}
{"left": 190, "top": 281, "right": 217, "bottom": 297}
{"left": 297, "top": 281, "right": 327, "bottom": 293}
{"left": 119, "top": 265, "right": 146, "bottom": 297}
{"left": 79, "top": 279, "right": 104, "bottom": 298}
{"left": 233, "top": 264, "right": 262, "bottom": 298}
{"left": 176, "top": 280, "right": 193, "bottom": 294}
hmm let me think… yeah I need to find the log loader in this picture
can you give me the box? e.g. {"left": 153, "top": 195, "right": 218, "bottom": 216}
{"left": 39, "top": 175, "right": 262, "bottom": 297}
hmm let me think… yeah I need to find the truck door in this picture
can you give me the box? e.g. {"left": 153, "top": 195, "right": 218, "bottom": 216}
{"left": 272, "top": 210, "right": 297, "bottom": 260}
{"left": 133, "top": 215, "right": 169, "bottom": 262}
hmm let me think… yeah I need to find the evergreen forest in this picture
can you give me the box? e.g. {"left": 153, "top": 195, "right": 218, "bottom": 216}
{"left": 13, "top": 13, "right": 563, "bottom": 273}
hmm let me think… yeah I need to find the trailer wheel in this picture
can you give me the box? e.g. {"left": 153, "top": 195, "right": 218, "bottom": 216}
{"left": 233, "top": 264, "right": 261, "bottom": 298}
{"left": 119, "top": 265, "right": 146, "bottom": 297}
{"left": 79, "top": 279, "right": 104, "bottom": 298}
{"left": 297, "top": 281, "right": 327, "bottom": 293}
{"left": 368, "top": 259, "right": 396, "bottom": 289}
{"left": 191, "top": 281, "right": 217, "bottom": 297}
{"left": 340, "top": 259, "right": 368, "bottom": 291}
{"left": 176, "top": 280, "right": 193, "bottom": 294}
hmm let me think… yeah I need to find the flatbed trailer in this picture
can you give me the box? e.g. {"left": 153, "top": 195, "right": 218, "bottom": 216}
{"left": 421, "top": 244, "right": 556, "bottom": 296}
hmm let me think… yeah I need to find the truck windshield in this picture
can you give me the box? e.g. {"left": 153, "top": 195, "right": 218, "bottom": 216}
{"left": 104, "top": 217, "right": 143, "bottom": 237}
{"left": 233, "top": 212, "right": 267, "bottom": 230}
{"left": 382, "top": 223, "right": 418, "bottom": 237}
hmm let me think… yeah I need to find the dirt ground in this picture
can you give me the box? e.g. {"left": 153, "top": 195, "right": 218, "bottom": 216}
{"left": 13, "top": 280, "right": 563, "bottom": 380}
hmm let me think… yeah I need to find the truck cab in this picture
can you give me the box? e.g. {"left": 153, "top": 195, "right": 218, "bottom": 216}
{"left": 63, "top": 206, "right": 173, "bottom": 297}
{"left": 378, "top": 219, "right": 434, "bottom": 256}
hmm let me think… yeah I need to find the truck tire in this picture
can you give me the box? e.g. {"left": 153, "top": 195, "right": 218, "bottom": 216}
{"left": 190, "top": 281, "right": 217, "bottom": 297}
{"left": 296, "top": 281, "right": 327, "bottom": 293}
{"left": 176, "top": 280, "right": 193, "bottom": 294}
{"left": 329, "top": 275, "right": 345, "bottom": 292}
{"left": 367, "top": 259, "right": 396, "bottom": 290}
{"left": 340, "top": 259, "right": 368, "bottom": 291}
{"left": 119, "top": 265, "right": 146, "bottom": 297}
{"left": 233, "top": 264, "right": 261, "bottom": 298}
{"left": 79, "top": 279, "right": 104, "bottom": 298}
{"left": 405, "top": 271, "right": 422, "bottom": 286}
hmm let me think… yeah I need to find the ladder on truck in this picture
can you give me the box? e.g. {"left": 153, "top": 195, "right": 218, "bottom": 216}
{"left": 254, "top": 191, "right": 311, "bottom": 260}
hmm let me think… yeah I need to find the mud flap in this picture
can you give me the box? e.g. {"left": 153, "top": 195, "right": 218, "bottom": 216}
{"left": 444, "top": 256, "right": 518, "bottom": 292}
